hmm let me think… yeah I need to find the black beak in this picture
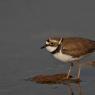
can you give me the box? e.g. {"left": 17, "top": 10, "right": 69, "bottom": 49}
{"left": 40, "top": 44, "right": 47, "bottom": 49}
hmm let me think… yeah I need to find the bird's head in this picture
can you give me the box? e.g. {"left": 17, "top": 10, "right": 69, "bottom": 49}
{"left": 41, "top": 37, "right": 63, "bottom": 52}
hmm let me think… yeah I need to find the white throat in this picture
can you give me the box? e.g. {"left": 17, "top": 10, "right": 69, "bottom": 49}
{"left": 45, "top": 41, "right": 58, "bottom": 52}
{"left": 46, "top": 46, "right": 57, "bottom": 52}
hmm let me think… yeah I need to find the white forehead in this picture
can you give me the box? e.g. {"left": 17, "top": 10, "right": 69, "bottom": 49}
{"left": 46, "top": 41, "right": 49, "bottom": 44}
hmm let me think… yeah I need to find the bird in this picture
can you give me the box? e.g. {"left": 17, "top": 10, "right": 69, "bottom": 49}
{"left": 41, "top": 37, "right": 95, "bottom": 80}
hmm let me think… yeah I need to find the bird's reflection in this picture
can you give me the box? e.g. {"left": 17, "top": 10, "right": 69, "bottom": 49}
{"left": 31, "top": 72, "right": 87, "bottom": 95}
{"left": 51, "top": 80, "right": 84, "bottom": 95}
{"left": 66, "top": 82, "right": 84, "bottom": 95}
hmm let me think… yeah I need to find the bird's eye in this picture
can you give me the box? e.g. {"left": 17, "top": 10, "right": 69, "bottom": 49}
{"left": 50, "top": 42, "right": 54, "bottom": 45}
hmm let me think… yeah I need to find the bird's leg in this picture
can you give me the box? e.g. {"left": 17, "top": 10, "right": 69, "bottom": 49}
{"left": 66, "top": 63, "right": 73, "bottom": 79}
{"left": 77, "top": 60, "right": 81, "bottom": 81}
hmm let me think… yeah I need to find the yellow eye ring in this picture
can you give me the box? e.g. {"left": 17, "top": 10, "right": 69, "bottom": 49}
{"left": 50, "top": 43, "right": 54, "bottom": 45}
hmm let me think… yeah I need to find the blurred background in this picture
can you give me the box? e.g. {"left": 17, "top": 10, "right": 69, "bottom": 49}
{"left": 0, "top": 0, "right": 95, "bottom": 95}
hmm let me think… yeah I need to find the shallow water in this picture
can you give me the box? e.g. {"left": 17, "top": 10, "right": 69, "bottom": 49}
{"left": 0, "top": 0, "right": 95, "bottom": 95}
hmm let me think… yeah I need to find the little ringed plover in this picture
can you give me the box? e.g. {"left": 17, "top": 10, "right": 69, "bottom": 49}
{"left": 41, "top": 37, "right": 95, "bottom": 80}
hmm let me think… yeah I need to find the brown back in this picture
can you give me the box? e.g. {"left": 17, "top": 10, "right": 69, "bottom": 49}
{"left": 61, "top": 37, "right": 95, "bottom": 57}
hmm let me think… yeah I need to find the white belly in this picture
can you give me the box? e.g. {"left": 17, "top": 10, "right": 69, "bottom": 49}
{"left": 53, "top": 51, "right": 80, "bottom": 62}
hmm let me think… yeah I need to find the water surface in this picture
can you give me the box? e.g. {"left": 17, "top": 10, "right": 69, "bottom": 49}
{"left": 0, "top": 0, "right": 95, "bottom": 95}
